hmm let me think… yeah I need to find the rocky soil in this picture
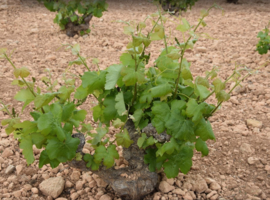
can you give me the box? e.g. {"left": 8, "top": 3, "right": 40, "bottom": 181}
{"left": 0, "top": 0, "right": 270, "bottom": 199}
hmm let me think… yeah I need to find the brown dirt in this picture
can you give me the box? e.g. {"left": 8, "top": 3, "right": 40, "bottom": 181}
{"left": 1, "top": 0, "right": 270, "bottom": 200}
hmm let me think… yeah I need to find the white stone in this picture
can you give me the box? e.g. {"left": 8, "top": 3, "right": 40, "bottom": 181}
{"left": 39, "top": 177, "right": 65, "bottom": 198}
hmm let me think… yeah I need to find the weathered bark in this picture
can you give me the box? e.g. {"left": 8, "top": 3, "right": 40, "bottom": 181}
{"left": 70, "top": 120, "right": 159, "bottom": 200}
{"left": 65, "top": 14, "right": 93, "bottom": 37}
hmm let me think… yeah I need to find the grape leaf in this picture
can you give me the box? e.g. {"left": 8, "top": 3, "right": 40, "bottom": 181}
{"left": 163, "top": 145, "right": 193, "bottom": 178}
{"left": 115, "top": 92, "right": 127, "bottom": 116}
{"left": 137, "top": 133, "right": 147, "bottom": 148}
{"left": 151, "top": 102, "right": 170, "bottom": 133}
{"left": 46, "top": 133, "right": 80, "bottom": 163}
{"left": 81, "top": 71, "right": 106, "bottom": 93}
{"left": 216, "top": 90, "right": 230, "bottom": 102}
{"left": 94, "top": 145, "right": 119, "bottom": 168}
{"left": 156, "top": 138, "right": 178, "bottom": 157}
{"left": 194, "top": 84, "right": 210, "bottom": 101}
{"left": 62, "top": 103, "right": 75, "bottom": 122}
{"left": 144, "top": 148, "right": 157, "bottom": 172}
{"left": 195, "top": 137, "right": 209, "bottom": 156}
{"left": 74, "top": 85, "right": 89, "bottom": 100}
{"left": 132, "top": 109, "right": 143, "bottom": 127}
{"left": 195, "top": 118, "right": 215, "bottom": 141}
{"left": 115, "top": 129, "right": 133, "bottom": 148}
{"left": 186, "top": 99, "right": 206, "bottom": 123}
{"left": 212, "top": 78, "right": 225, "bottom": 94}
{"left": 105, "top": 64, "right": 123, "bottom": 90}
{"left": 83, "top": 154, "right": 100, "bottom": 170}
{"left": 150, "top": 84, "right": 172, "bottom": 98}
{"left": 19, "top": 135, "right": 35, "bottom": 165}
{"left": 90, "top": 127, "right": 108, "bottom": 145}
{"left": 39, "top": 150, "right": 60, "bottom": 169}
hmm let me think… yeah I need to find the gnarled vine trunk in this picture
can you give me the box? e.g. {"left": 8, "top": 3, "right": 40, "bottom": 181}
{"left": 69, "top": 120, "right": 159, "bottom": 200}
{"left": 65, "top": 14, "right": 93, "bottom": 37}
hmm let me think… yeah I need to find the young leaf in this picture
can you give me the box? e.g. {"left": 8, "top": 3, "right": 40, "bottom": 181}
{"left": 83, "top": 154, "right": 100, "bottom": 170}
{"left": 137, "top": 133, "right": 147, "bottom": 148}
{"left": 115, "top": 129, "right": 133, "bottom": 148}
{"left": 216, "top": 90, "right": 230, "bottom": 102}
{"left": 132, "top": 109, "right": 143, "bottom": 127}
{"left": 115, "top": 92, "right": 127, "bottom": 116}
{"left": 46, "top": 134, "right": 80, "bottom": 163}
{"left": 94, "top": 145, "right": 119, "bottom": 168}
{"left": 195, "top": 118, "right": 215, "bottom": 141}
{"left": 151, "top": 102, "right": 170, "bottom": 133}
{"left": 195, "top": 137, "right": 209, "bottom": 157}
{"left": 90, "top": 127, "right": 108, "bottom": 145}
{"left": 186, "top": 99, "right": 206, "bottom": 123}
{"left": 105, "top": 64, "right": 123, "bottom": 90}
{"left": 212, "top": 78, "right": 225, "bottom": 94}
{"left": 81, "top": 71, "right": 106, "bottom": 93}
{"left": 163, "top": 145, "right": 193, "bottom": 178}
{"left": 194, "top": 84, "right": 210, "bottom": 101}
{"left": 150, "top": 84, "right": 172, "bottom": 98}
{"left": 19, "top": 135, "right": 35, "bottom": 165}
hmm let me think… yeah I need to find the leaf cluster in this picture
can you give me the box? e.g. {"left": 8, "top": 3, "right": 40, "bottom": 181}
{"left": 38, "top": 0, "right": 108, "bottom": 32}
{"left": 155, "top": 0, "right": 198, "bottom": 14}
{"left": 256, "top": 23, "right": 270, "bottom": 55}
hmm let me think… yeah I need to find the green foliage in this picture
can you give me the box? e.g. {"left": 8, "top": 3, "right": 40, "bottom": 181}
{"left": 155, "top": 0, "right": 198, "bottom": 13}
{"left": 256, "top": 22, "right": 270, "bottom": 55}
{"left": 37, "top": 0, "right": 107, "bottom": 34}
{"left": 0, "top": 5, "right": 258, "bottom": 179}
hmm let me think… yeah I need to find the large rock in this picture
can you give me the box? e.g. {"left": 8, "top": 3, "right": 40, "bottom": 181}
{"left": 39, "top": 177, "right": 65, "bottom": 198}
{"left": 159, "top": 181, "right": 175, "bottom": 193}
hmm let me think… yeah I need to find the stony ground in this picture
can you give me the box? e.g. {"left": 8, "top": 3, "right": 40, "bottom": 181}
{"left": 0, "top": 0, "right": 270, "bottom": 199}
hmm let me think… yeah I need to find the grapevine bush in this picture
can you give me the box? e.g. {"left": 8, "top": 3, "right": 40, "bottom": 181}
{"left": 0, "top": 4, "right": 260, "bottom": 199}
{"left": 155, "top": 0, "right": 198, "bottom": 14}
{"left": 256, "top": 21, "right": 270, "bottom": 55}
{"left": 38, "top": 0, "right": 108, "bottom": 37}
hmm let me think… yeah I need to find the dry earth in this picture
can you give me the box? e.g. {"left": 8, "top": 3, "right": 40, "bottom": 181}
{"left": 0, "top": 0, "right": 270, "bottom": 200}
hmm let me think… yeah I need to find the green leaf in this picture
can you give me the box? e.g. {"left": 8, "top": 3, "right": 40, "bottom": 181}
{"left": 39, "top": 150, "right": 60, "bottom": 169}
{"left": 73, "top": 110, "right": 87, "bottom": 122}
{"left": 121, "top": 67, "right": 145, "bottom": 86}
{"left": 105, "top": 64, "right": 123, "bottom": 90}
{"left": 144, "top": 148, "right": 157, "bottom": 172}
{"left": 74, "top": 85, "right": 89, "bottom": 100}
{"left": 195, "top": 137, "right": 209, "bottom": 156}
{"left": 195, "top": 118, "right": 215, "bottom": 141}
{"left": 34, "top": 93, "right": 58, "bottom": 109}
{"left": 112, "top": 118, "right": 125, "bottom": 128}
{"left": 150, "top": 84, "right": 172, "bottom": 98}
{"left": 132, "top": 109, "right": 143, "bottom": 127}
{"left": 194, "top": 84, "right": 210, "bottom": 101}
{"left": 94, "top": 145, "right": 119, "bottom": 168}
{"left": 120, "top": 53, "right": 135, "bottom": 67}
{"left": 150, "top": 24, "right": 164, "bottom": 41}
{"left": 103, "top": 96, "right": 117, "bottom": 122}
{"left": 13, "top": 120, "right": 38, "bottom": 135}
{"left": 212, "top": 78, "right": 225, "bottom": 94}
{"left": 58, "top": 86, "right": 74, "bottom": 103}
{"left": 14, "top": 67, "right": 30, "bottom": 78}
{"left": 115, "top": 129, "right": 133, "bottom": 148}
{"left": 83, "top": 154, "right": 100, "bottom": 170}
{"left": 186, "top": 99, "right": 206, "bottom": 123}
{"left": 14, "top": 89, "right": 35, "bottom": 103}
{"left": 176, "top": 18, "right": 190, "bottom": 32}
{"left": 216, "top": 90, "right": 230, "bottom": 102}
{"left": 46, "top": 134, "right": 80, "bottom": 163}
{"left": 62, "top": 103, "right": 75, "bottom": 122}
{"left": 81, "top": 71, "right": 106, "bottom": 93}
{"left": 90, "top": 127, "right": 108, "bottom": 145}
{"left": 37, "top": 112, "right": 54, "bottom": 135}
{"left": 137, "top": 133, "right": 147, "bottom": 148}
{"left": 19, "top": 135, "right": 35, "bottom": 165}
{"left": 53, "top": 124, "right": 66, "bottom": 142}
{"left": 115, "top": 92, "right": 127, "bottom": 116}
{"left": 31, "top": 133, "right": 46, "bottom": 149}
{"left": 72, "top": 44, "right": 80, "bottom": 55}
{"left": 92, "top": 105, "right": 102, "bottom": 122}
{"left": 123, "top": 26, "right": 134, "bottom": 35}
{"left": 151, "top": 102, "right": 170, "bottom": 133}
{"left": 163, "top": 145, "right": 193, "bottom": 178}
{"left": 196, "top": 76, "right": 209, "bottom": 88}
{"left": 156, "top": 138, "right": 178, "bottom": 157}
